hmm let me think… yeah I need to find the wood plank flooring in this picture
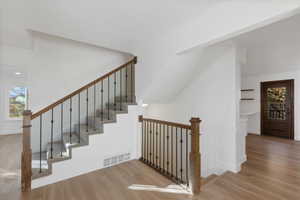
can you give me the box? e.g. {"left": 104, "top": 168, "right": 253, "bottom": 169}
{"left": 0, "top": 134, "right": 21, "bottom": 195}
{"left": 1, "top": 134, "right": 300, "bottom": 200}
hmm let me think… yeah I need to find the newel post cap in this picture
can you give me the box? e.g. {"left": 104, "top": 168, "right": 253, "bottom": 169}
{"left": 133, "top": 56, "right": 138, "bottom": 64}
{"left": 23, "top": 110, "right": 32, "bottom": 116}
{"left": 190, "top": 117, "right": 201, "bottom": 124}
{"left": 138, "top": 115, "right": 143, "bottom": 122}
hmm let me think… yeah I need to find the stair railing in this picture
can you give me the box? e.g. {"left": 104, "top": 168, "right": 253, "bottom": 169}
{"left": 138, "top": 116, "right": 201, "bottom": 194}
{"left": 21, "top": 56, "right": 137, "bottom": 192}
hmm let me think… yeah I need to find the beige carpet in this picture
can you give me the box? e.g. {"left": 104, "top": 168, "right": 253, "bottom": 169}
{"left": 0, "top": 134, "right": 21, "bottom": 195}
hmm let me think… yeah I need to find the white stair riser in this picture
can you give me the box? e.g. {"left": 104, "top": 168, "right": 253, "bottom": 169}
{"left": 32, "top": 105, "right": 140, "bottom": 188}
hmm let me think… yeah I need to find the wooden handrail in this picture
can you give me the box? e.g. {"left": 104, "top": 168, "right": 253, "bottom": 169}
{"left": 31, "top": 56, "right": 137, "bottom": 119}
{"left": 138, "top": 115, "right": 191, "bottom": 129}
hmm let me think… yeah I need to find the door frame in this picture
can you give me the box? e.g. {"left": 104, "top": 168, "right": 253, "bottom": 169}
{"left": 260, "top": 79, "right": 294, "bottom": 140}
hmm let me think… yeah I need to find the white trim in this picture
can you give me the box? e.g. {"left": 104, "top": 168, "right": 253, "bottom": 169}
{"left": 0, "top": 131, "right": 22, "bottom": 135}
{"left": 215, "top": 160, "right": 242, "bottom": 176}
{"left": 239, "top": 154, "right": 247, "bottom": 165}
{"left": 5, "top": 118, "right": 22, "bottom": 121}
{"left": 201, "top": 166, "right": 218, "bottom": 178}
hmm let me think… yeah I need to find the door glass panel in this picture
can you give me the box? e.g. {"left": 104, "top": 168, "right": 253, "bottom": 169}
{"left": 267, "top": 87, "right": 287, "bottom": 120}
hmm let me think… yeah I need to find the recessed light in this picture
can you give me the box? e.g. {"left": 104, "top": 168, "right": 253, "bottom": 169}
{"left": 15, "top": 72, "right": 22, "bottom": 75}
{"left": 142, "top": 104, "right": 148, "bottom": 107}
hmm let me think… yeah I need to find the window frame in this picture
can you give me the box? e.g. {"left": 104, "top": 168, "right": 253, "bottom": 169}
{"left": 6, "top": 86, "right": 28, "bottom": 121}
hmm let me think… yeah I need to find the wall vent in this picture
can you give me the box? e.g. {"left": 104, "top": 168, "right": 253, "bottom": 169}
{"left": 103, "top": 153, "right": 131, "bottom": 167}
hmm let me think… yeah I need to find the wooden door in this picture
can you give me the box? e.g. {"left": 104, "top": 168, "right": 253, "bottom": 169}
{"left": 261, "top": 80, "right": 294, "bottom": 139}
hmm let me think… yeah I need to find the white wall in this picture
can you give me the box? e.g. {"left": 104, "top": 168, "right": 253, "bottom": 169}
{"left": 145, "top": 44, "right": 242, "bottom": 177}
{"left": 0, "top": 45, "right": 32, "bottom": 134}
{"left": 2, "top": 0, "right": 300, "bottom": 114}
{"left": 238, "top": 14, "right": 300, "bottom": 141}
{"left": 0, "top": 67, "right": 28, "bottom": 134}
{"left": 1, "top": 0, "right": 299, "bottom": 183}
{"left": 241, "top": 71, "right": 300, "bottom": 140}
{"left": 237, "top": 12, "right": 300, "bottom": 76}
{"left": 24, "top": 0, "right": 300, "bottom": 103}
{"left": 28, "top": 32, "right": 131, "bottom": 113}
{"left": 32, "top": 104, "right": 141, "bottom": 188}
{"left": 0, "top": 32, "right": 131, "bottom": 135}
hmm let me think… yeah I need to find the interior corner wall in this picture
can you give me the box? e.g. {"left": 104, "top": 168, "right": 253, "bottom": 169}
{"left": 145, "top": 45, "right": 240, "bottom": 177}
{"left": 241, "top": 70, "right": 300, "bottom": 141}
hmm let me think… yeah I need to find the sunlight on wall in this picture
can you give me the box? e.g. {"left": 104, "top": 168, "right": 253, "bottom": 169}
{"left": 128, "top": 184, "right": 191, "bottom": 195}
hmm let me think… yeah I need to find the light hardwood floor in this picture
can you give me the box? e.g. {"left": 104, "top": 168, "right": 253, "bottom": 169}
{"left": 0, "top": 134, "right": 21, "bottom": 195}
{"left": 1, "top": 134, "right": 300, "bottom": 200}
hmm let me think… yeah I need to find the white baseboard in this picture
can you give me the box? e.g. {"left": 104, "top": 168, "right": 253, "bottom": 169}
{"left": 248, "top": 132, "right": 260, "bottom": 135}
{"left": 0, "top": 120, "right": 22, "bottom": 135}
{"left": 201, "top": 166, "right": 218, "bottom": 178}
{"left": 0, "top": 129, "right": 22, "bottom": 135}
{"left": 215, "top": 159, "right": 243, "bottom": 175}
{"left": 239, "top": 154, "right": 247, "bottom": 166}
{"left": 0, "top": 132, "right": 21, "bottom": 136}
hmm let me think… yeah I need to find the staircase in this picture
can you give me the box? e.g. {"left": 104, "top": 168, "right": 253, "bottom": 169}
{"left": 21, "top": 56, "right": 203, "bottom": 195}
{"left": 21, "top": 57, "right": 138, "bottom": 191}
{"left": 31, "top": 99, "right": 136, "bottom": 180}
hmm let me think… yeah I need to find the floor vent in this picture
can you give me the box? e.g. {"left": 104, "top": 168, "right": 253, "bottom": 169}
{"left": 103, "top": 153, "right": 131, "bottom": 167}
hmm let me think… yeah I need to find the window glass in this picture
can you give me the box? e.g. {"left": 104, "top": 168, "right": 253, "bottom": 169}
{"left": 267, "top": 87, "right": 287, "bottom": 120}
{"left": 9, "top": 87, "right": 27, "bottom": 118}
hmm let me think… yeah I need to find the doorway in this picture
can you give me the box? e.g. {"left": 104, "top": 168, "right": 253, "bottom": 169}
{"left": 261, "top": 79, "right": 294, "bottom": 139}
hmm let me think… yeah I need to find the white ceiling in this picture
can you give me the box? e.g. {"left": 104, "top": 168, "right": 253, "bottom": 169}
{"left": 2, "top": 0, "right": 300, "bottom": 102}
{"left": 26, "top": 0, "right": 222, "bottom": 52}
{"left": 235, "top": 13, "right": 300, "bottom": 76}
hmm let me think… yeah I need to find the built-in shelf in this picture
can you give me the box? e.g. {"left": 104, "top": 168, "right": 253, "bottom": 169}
{"left": 241, "top": 89, "right": 255, "bottom": 100}
{"left": 241, "top": 89, "right": 254, "bottom": 92}
{"left": 241, "top": 98, "right": 255, "bottom": 101}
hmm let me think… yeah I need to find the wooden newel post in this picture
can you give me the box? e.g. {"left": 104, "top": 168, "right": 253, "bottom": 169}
{"left": 132, "top": 57, "right": 137, "bottom": 103}
{"left": 138, "top": 115, "right": 143, "bottom": 159}
{"left": 133, "top": 56, "right": 138, "bottom": 64}
{"left": 138, "top": 115, "right": 143, "bottom": 122}
{"left": 189, "top": 117, "right": 201, "bottom": 195}
{"left": 21, "top": 110, "right": 32, "bottom": 192}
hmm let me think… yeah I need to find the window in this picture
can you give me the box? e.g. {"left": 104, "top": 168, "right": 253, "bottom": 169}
{"left": 9, "top": 87, "right": 27, "bottom": 118}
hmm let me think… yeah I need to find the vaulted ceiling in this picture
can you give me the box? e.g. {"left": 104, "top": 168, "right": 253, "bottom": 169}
{"left": 26, "top": 0, "right": 220, "bottom": 52}
{"left": 2, "top": 0, "right": 300, "bottom": 102}
{"left": 235, "top": 13, "right": 300, "bottom": 76}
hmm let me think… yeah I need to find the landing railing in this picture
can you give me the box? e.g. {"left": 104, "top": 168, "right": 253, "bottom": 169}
{"left": 21, "top": 57, "right": 137, "bottom": 192}
{"left": 138, "top": 116, "right": 201, "bottom": 194}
